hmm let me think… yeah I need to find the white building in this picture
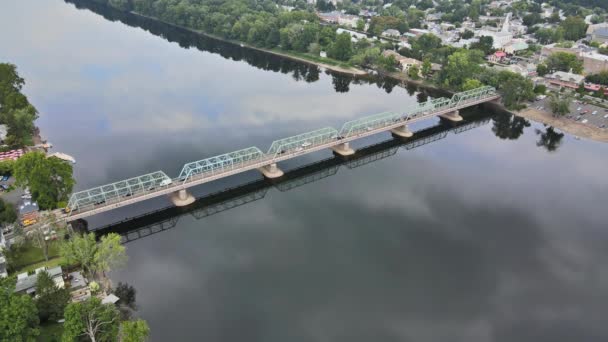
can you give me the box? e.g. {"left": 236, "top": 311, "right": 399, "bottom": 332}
{"left": 477, "top": 13, "right": 513, "bottom": 49}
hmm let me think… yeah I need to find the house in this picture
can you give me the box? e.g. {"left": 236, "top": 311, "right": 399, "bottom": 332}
{"left": 489, "top": 51, "right": 507, "bottom": 63}
{"left": 587, "top": 23, "right": 608, "bottom": 44}
{"left": 581, "top": 52, "right": 608, "bottom": 74}
{"left": 336, "top": 28, "right": 367, "bottom": 42}
{"left": 504, "top": 40, "right": 529, "bottom": 54}
{"left": 382, "top": 29, "right": 401, "bottom": 38}
{"left": 544, "top": 71, "right": 585, "bottom": 90}
{"left": 15, "top": 266, "right": 64, "bottom": 295}
{"left": 382, "top": 50, "right": 422, "bottom": 73}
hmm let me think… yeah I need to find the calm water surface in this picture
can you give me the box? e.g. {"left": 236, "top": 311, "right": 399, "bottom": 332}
{"left": 2, "top": 1, "right": 608, "bottom": 341}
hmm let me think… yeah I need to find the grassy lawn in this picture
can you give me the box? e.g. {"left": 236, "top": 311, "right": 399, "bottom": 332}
{"left": 8, "top": 239, "right": 63, "bottom": 273}
{"left": 270, "top": 49, "right": 355, "bottom": 69}
{"left": 17, "top": 257, "right": 65, "bottom": 274}
{"left": 37, "top": 322, "right": 64, "bottom": 342}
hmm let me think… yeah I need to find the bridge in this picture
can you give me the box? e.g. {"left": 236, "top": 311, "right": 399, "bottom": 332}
{"left": 65, "top": 86, "right": 499, "bottom": 221}
{"left": 92, "top": 112, "right": 492, "bottom": 243}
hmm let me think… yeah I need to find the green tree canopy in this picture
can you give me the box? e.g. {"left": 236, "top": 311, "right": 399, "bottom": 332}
{"left": 559, "top": 16, "right": 588, "bottom": 41}
{"left": 546, "top": 52, "right": 584, "bottom": 74}
{"left": 60, "top": 233, "right": 127, "bottom": 281}
{"left": 548, "top": 93, "right": 571, "bottom": 117}
{"left": 13, "top": 152, "right": 75, "bottom": 210}
{"left": 0, "top": 277, "right": 40, "bottom": 341}
{"left": 0, "top": 198, "right": 17, "bottom": 225}
{"left": 35, "top": 271, "right": 71, "bottom": 323}
{"left": 62, "top": 297, "right": 120, "bottom": 342}
{"left": 119, "top": 319, "right": 150, "bottom": 342}
{"left": 328, "top": 32, "right": 353, "bottom": 61}
{"left": 440, "top": 49, "right": 484, "bottom": 89}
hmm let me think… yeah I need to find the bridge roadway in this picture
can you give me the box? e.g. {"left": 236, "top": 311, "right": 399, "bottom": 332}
{"left": 92, "top": 112, "right": 493, "bottom": 243}
{"left": 63, "top": 86, "right": 500, "bottom": 221}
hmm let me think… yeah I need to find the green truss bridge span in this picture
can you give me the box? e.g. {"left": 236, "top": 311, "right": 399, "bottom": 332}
{"left": 64, "top": 86, "right": 499, "bottom": 221}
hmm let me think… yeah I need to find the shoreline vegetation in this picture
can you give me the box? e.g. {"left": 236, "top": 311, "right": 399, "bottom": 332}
{"left": 130, "top": 11, "right": 368, "bottom": 76}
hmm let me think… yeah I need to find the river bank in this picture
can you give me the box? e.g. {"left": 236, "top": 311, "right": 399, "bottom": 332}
{"left": 129, "top": 11, "right": 367, "bottom": 76}
{"left": 515, "top": 107, "right": 608, "bottom": 143}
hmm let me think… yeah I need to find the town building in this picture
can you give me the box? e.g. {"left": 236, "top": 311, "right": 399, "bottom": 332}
{"left": 581, "top": 52, "right": 608, "bottom": 74}
{"left": 382, "top": 50, "right": 422, "bottom": 73}
{"left": 488, "top": 51, "right": 507, "bottom": 63}
{"left": 15, "top": 266, "right": 64, "bottom": 295}
{"left": 586, "top": 23, "right": 608, "bottom": 44}
{"left": 318, "top": 12, "right": 360, "bottom": 29}
{"left": 477, "top": 13, "right": 513, "bottom": 49}
{"left": 382, "top": 29, "right": 401, "bottom": 38}
{"left": 544, "top": 71, "right": 585, "bottom": 90}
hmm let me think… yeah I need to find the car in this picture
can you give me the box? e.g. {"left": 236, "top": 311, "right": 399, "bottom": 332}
{"left": 0, "top": 184, "right": 8, "bottom": 190}
{"left": 337, "top": 136, "right": 344, "bottom": 140}
{"left": 582, "top": 119, "right": 588, "bottom": 123}
{"left": 294, "top": 147, "right": 304, "bottom": 152}
{"left": 604, "top": 114, "right": 608, "bottom": 118}
{"left": 577, "top": 107, "right": 582, "bottom": 111}
{"left": 592, "top": 110, "right": 598, "bottom": 115}
{"left": 1, "top": 175, "right": 9, "bottom": 181}
{"left": 601, "top": 124, "right": 606, "bottom": 128}
{"left": 301, "top": 142, "right": 312, "bottom": 148}
{"left": 278, "top": 149, "right": 286, "bottom": 155}
{"left": 160, "top": 178, "right": 172, "bottom": 187}
{"left": 21, "top": 193, "right": 31, "bottom": 199}
{"left": 575, "top": 116, "right": 582, "bottom": 121}
{"left": 366, "top": 127, "right": 373, "bottom": 131}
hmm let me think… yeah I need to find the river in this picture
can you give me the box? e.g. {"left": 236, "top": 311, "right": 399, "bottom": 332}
{"left": 2, "top": 1, "right": 608, "bottom": 341}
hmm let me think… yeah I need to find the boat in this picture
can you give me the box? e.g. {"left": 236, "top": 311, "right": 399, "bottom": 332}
{"left": 49, "top": 152, "right": 76, "bottom": 164}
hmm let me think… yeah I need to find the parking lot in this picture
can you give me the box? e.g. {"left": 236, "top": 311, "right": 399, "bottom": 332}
{"left": 530, "top": 97, "right": 608, "bottom": 129}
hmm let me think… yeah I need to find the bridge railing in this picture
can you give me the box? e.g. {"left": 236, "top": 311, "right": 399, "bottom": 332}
{"left": 339, "top": 111, "right": 403, "bottom": 138}
{"left": 67, "top": 171, "right": 172, "bottom": 212}
{"left": 178, "top": 146, "right": 265, "bottom": 182}
{"left": 267, "top": 127, "right": 338, "bottom": 158}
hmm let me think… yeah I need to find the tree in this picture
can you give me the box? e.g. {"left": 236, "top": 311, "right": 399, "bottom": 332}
{"left": 62, "top": 297, "right": 120, "bottom": 342}
{"left": 4, "top": 105, "right": 38, "bottom": 147}
{"left": 0, "top": 198, "right": 17, "bottom": 225}
{"left": 460, "top": 30, "right": 474, "bottom": 40}
{"left": 35, "top": 271, "right": 71, "bottom": 323}
{"left": 536, "top": 63, "right": 549, "bottom": 76}
{"left": 13, "top": 152, "right": 75, "bottom": 209}
{"left": 440, "top": 50, "right": 484, "bottom": 89}
{"left": 462, "top": 78, "right": 483, "bottom": 91}
{"left": 534, "top": 84, "right": 547, "bottom": 94}
{"left": 470, "top": 35, "right": 494, "bottom": 55}
{"left": 0, "top": 277, "right": 40, "bottom": 341}
{"left": 498, "top": 72, "right": 535, "bottom": 109}
{"left": 356, "top": 19, "right": 365, "bottom": 31}
{"left": 559, "top": 16, "right": 588, "bottom": 41}
{"left": 0, "top": 63, "right": 38, "bottom": 147}
{"left": 407, "top": 65, "right": 420, "bottom": 79}
{"left": 545, "top": 52, "right": 584, "bottom": 74}
{"left": 114, "top": 282, "right": 137, "bottom": 310}
{"left": 119, "top": 320, "right": 150, "bottom": 342}
{"left": 421, "top": 59, "right": 432, "bottom": 78}
{"left": 60, "top": 233, "right": 127, "bottom": 285}
{"left": 328, "top": 33, "right": 353, "bottom": 61}
{"left": 548, "top": 93, "right": 571, "bottom": 116}
{"left": 410, "top": 33, "right": 442, "bottom": 59}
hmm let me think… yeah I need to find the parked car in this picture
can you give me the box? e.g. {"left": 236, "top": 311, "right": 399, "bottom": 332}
{"left": 604, "top": 114, "right": 608, "bottom": 118}
{"left": 1, "top": 175, "right": 9, "bottom": 181}
{"left": 582, "top": 119, "right": 588, "bottom": 123}
{"left": 577, "top": 107, "right": 582, "bottom": 111}
{"left": 592, "top": 111, "right": 598, "bottom": 115}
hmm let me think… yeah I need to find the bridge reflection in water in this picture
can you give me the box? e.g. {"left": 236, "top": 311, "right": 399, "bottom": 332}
{"left": 93, "top": 112, "right": 491, "bottom": 244}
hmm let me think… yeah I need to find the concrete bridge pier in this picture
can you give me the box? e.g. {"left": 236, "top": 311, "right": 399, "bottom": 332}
{"left": 439, "top": 109, "right": 463, "bottom": 122}
{"left": 259, "top": 163, "right": 284, "bottom": 178}
{"left": 331, "top": 142, "right": 355, "bottom": 156}
{"left": 390, "top": 125, "right": 413, "bottom": 138}
{"left": 170, "top": 189, "right": 195, "bottom": 207}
